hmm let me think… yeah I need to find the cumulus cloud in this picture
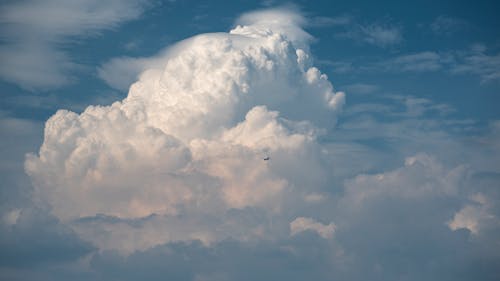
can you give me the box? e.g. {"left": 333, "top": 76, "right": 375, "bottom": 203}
{"left": 0, "top": 0, "right": 152, "bottom": 90}
{"left": 22, "top": 149, "right": 496, "bottom": 280}
{"left": 26, "top": 8, "right": 345, "bottom": 252}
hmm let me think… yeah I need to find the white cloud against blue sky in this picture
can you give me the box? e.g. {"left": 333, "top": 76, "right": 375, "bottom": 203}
{"left": 0, "top": 1, "right": 499, "bottom": 280}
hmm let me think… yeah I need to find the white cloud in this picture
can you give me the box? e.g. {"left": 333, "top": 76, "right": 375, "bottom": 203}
{"left": 26, "top": 8, "right": 345, "bottom": 253}
{"left": 290, "top": 217, "right": 335, "bottom": 239}
{"left": 0, "top": 0, "right": 151, "bottom": 90}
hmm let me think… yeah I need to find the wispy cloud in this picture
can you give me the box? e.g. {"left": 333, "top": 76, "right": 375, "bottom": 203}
{"left": 451, "top": 44, "right": 500, "bottom": 83}
{"left": 380, "top": 51, "right": 446, "bottom": 72}
{"left": 338, "top": 22, "right": 403, "bottom": 47}
{"left": 324, "top": 51, "right": 446, "bottom": 74}
{"left": 328, "top": 45, "right": 500, "bottom": 84}
{"left": 0, "top": 0, "right": 152, "bottom": 91}
{"left": 359, "top": 23, "right": 402, "bottom": 47}
{"left": 343, "top": 94, "right": 455, "bottom": 119}
{"left": 388, "top": 46, "right": 500, "bottom": 83}
{"left": 430, "top": 15, "right": 470, "bottom": 35}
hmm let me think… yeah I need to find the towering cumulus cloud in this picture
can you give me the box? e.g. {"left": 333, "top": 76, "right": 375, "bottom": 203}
{"left": 25, "top": 8, "right": 345, "bottom": 252}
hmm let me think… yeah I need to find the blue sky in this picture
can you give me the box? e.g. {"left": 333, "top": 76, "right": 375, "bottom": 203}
{"left": 1, "top": 1, "right": 499, "bottom": 280}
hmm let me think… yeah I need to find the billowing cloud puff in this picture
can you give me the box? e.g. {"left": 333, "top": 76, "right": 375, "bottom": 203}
{"left": 25, "top": 8, "right": 344, "bottom": 252}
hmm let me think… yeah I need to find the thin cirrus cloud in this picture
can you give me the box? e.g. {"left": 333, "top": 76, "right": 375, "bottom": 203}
{"left": 451, "top": 44, "right": 500, "bottom": 83}
{"left": 337, "top": 22, "right": 403, "bottom": 47}
{"left": 383, "top": 47, "right": 500, "bottom": 82}
{"left": 0, "top": 0, "right": 152, "bottom": 91}
{"left": 430, "top": 15, "right": 470, "bottom": 35}
{"left": 381, "top": 51, "right": 445, "bottom": 72}
{"left": 330, "top": 46, "right": 500, "bottom": 83}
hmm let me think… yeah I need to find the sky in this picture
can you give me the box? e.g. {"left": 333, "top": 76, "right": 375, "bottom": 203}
{"left": 0, "top": 0, "right": 499, "bottom": 280}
